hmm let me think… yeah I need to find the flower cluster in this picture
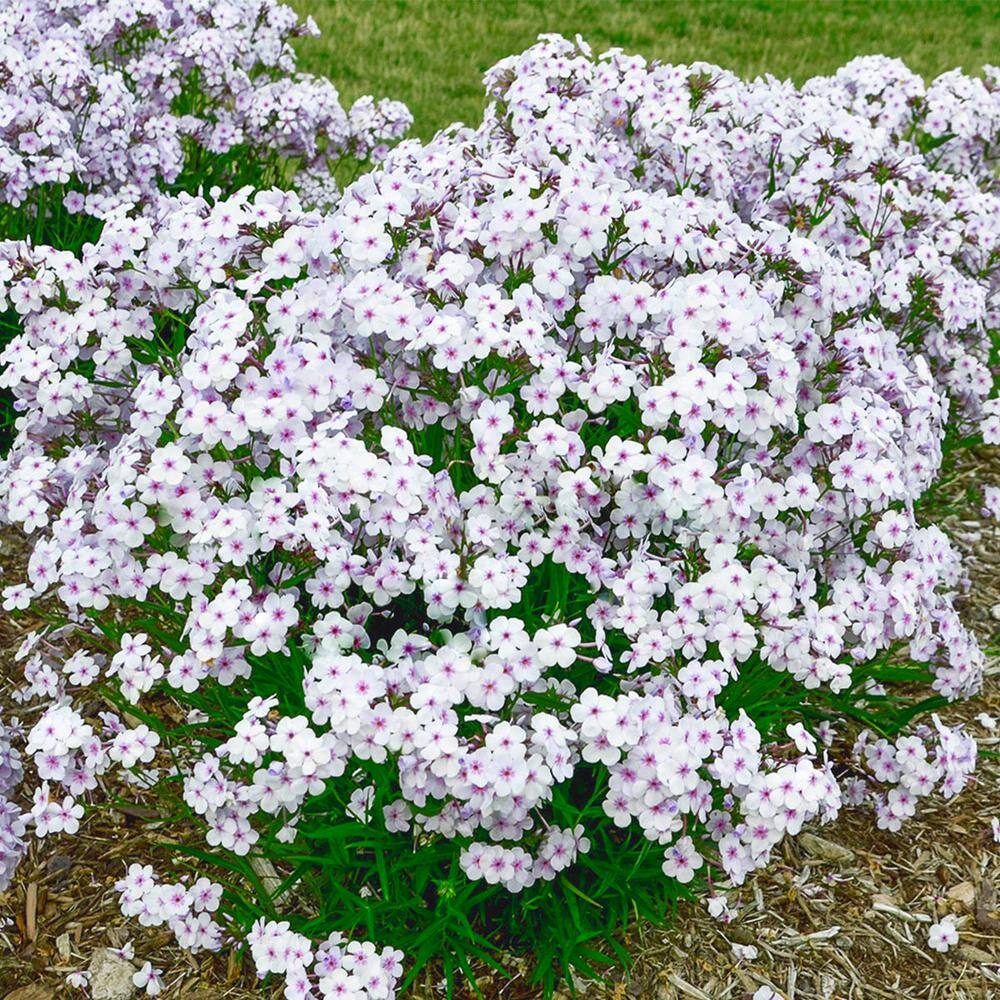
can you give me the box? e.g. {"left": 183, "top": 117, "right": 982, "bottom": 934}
{"left": 847, "top": 714, "right": 977, "bottom": 831}
{"left": 0, "top": 33, "right": 995, "bottom": 995}
{"left": 116, "top": 862, "right": 404, "bottom": 996}
{"left": 0, "top": 717, "right": 26, "bottom": 891}
{"left": 116, "top": 863, "right": 226, "bottom": 953}
{"left": 483, "top": 41, "right": 1000, "bottom": 436}
{"left": 17, "top": 696, "right": 162, "bottom": 848}
{"left": 247, "top": 919, "right": 403, "bottom": 999}
{"left": 0, "top": 0, "right": 411, "bottom": 222}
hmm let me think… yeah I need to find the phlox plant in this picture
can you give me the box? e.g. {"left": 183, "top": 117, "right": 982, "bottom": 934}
{"left": 0, "top": 35, "right": 996, "bottom": 999}
{"left": 0, "top": 0, "right": 412, "bottom": 236}
{"left": 0, "top": 0, "right": 411, "bottom": 444}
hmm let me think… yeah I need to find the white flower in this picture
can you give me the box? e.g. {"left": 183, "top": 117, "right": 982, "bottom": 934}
{"left": 133, "top": 962, "right": 164, "bottom": 996}
{"left": 928, "top": 917, "right": 959, "bottom": 953}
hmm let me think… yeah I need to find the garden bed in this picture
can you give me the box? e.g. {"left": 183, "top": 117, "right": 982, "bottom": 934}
{"left": 2, "top": 450, "right": 996, "bottom": 1000}
{"left": 1, "top": 11, "right": 998, "bottom": 1000}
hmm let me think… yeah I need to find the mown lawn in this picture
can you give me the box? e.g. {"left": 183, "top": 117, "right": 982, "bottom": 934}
{"left": 297, "top": 0, "right": 1000, "bottom": 139}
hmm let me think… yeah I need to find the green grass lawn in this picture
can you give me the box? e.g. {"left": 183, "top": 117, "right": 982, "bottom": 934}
{"left": 297, "top": 0, "right": 1000, "bottom": 139}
